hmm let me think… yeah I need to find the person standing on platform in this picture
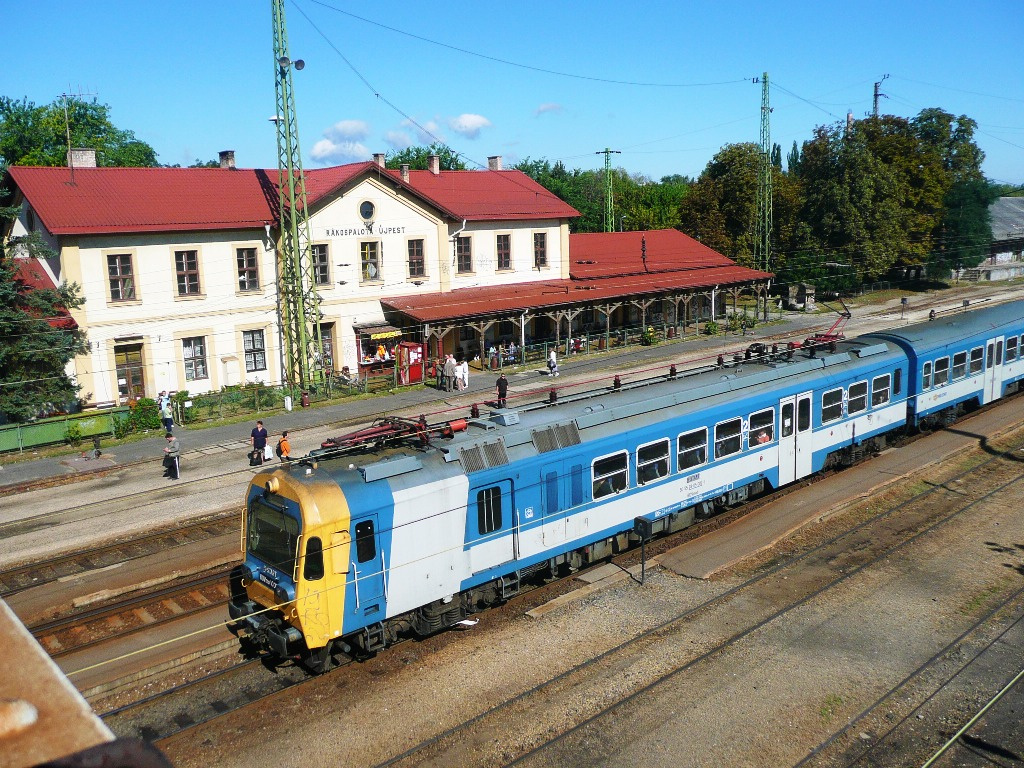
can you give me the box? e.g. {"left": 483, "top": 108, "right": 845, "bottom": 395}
{"left": 548, "top": 349, "right": 559, "bottom": 376}
{"left": 443, "top": 354, "right": 457, "bottom": 392}
{"left": 250, "top": 420, "right": 268, "bottom": 465}
{"left": 495, "top": 373, "right": 508, "bottom": 407}
{"left": 276, "top": 431, "right": 291, "bottom": 461}
{"left": 457, "top": 358, "right": 469, "bottom": 390}
{"left": 163, "top": 432, "right": 180, "bottom": 480}
{"left": 160, "top": 397, "right": 174, "bottom": 432}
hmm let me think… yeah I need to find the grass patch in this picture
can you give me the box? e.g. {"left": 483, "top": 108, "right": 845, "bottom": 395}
{"left": 820, "top": 694, "right": 844, "bottom": 722}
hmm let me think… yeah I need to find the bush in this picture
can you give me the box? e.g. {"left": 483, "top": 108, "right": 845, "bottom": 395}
{"left": 704, "top": 320, "right": 720, "bottom": 335}
{"left": 64, "top": 421, "right": 82, "bottom": 446}
{"left": 131, "top": 397, "right": 162, "bottom": 431}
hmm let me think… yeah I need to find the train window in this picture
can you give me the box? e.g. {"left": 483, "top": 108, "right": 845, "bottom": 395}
{"left": 477, "top": 487, "right": 503, "bottom": 535}
{"left": 248, "top": 500, "right": 299, "bottom": 573}
{"left": 678, "top": 428, "right": 708, "bottom": 471}
{"left": 821, "top": 388, "right": 843, "bottom": 423}
{"left": 952, "top": 351, "right": 967, "bottom": 380}
{"left": 637, "top": 439, "right": 670, "bottom": 485}
{"left": 797, "top": 398, "right": 811, "bottom": 432}
{"left": 303, "top": 537, "right": 324, "bottom": 581}
{"left": 872, "top": 374, "right": 891, "bottom": 406}
{"left": 354, "top": 520, "right": 376, "bottom": 563}
{"left": 1007, "top": 337, "right": 1018, "bottom": 362}
{"left": 544, "top": 472, "right": 559, "bottom": 515}
{"left": 934, "top": 357, "right": 950, "bottom": 386}
{"left": 570, "top": 465, "right": 584, "bottom": 506}
{"left": 996, "top": 341, "right": 1003, "bottom": 365}
{"left": 781, "top": 403, "right": 794, "bottom": 438}
{"left": 969, "top": 347, "right": 984, "bottom": 375}
{"left": 714, "top": 418, "right": 742, "bottom": 459}
{"left": 894, "top": 368, "right": 902, "bottom": 395}
{"left": 749, "top": 408, "right": 774, "bottom": 444}
{"left": 922, "top": 361, "right": 932, "bottom": 389}
{"left": 592, "top": 452, "right": 628, "bottom": 499}
{"left": 849, "top": 381, "right": 868, "bottom": 414}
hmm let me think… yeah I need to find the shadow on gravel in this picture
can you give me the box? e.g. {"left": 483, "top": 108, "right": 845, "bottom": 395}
{"left": 944, "top": 427, "right": 1024, "bottom": 463}
{"left": 960, "top": 733, "right": 1022, "bottom": 762}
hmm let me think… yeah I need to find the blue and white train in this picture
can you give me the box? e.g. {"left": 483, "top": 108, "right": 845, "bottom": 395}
{"left": 228, "top": 299, "right": 1024, "bottom": 671}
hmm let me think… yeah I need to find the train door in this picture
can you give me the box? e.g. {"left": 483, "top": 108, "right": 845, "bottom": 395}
{"left": 344, "top": 515, "right": 386, "bottom": 623}
{"left": 778, "top": 392, "right": 813, "bottom": 486}
{"left": 984, "top": 337, "right": 1004, "bottom": 404}
{"left": 540, "top": 463, "right": 567, "bottom": 547}
{"left": 469, "top": 479, "right": 517, "bottom": 573}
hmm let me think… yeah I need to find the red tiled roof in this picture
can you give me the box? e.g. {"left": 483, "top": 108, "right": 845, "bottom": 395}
{"left": 7, "top": 162, "right": 578, "bottom": 237}
{"left": 13, "top": 257, "right": 78, "bottom": 329}
{"left": 569, "top": 229, "right": 737, "bottom": 279}
{"left": 7, "top": 166, "right": 276, "bottom": 235}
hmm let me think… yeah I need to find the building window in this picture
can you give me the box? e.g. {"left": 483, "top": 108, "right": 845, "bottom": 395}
{"left": 456, "top": 235, "right": 472, "bottom": 273}
{"left": 311, "top": 243, "right": 330, "bottom": 286}
{"left": 822, "top": 388, "right": 843, "bottom": 423}
{"left": 637, "top": 439, "right": 669, "bottom": 485}
{"left": 477, "top": 487, "right": 502, "bottom": 534}
{"left": 361, "top": 241, "right": 381, "bottom": 281}
{"left": 183, "top": 336, "right": 208, "bottom": 381}
{"left": 533, "top": 232, "right": 547, "bottom": 268}
{"left": 107, "top": 254, "right": 135, "bottom": 301}
{"left": 408, "top": 239, "right": 425, "bottom": 278}
{"left": 592, "top": 452, "right": 628, "bottom": 499}
{"left": 678, "top": 428, "right": 707, "bottom": 471}
{"left": 175, "top": 250, "right": 201, "bottom": 295}
{"left": 237, "top": 248, "right": 259, "bottom": 291}
{"left": 496, "top": 234, "right": 511, "bottom": 270}
{"left": 243, "top": 330, "right": 267, "bottom": 372}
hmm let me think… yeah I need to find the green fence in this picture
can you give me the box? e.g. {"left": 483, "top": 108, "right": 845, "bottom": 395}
{"left": 0, "top": 408, "right": 129, "bottom": 453}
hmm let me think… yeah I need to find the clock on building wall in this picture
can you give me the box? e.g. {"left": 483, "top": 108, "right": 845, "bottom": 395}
{"left": 359, "top": 200, "right": 375, "bottom": 221}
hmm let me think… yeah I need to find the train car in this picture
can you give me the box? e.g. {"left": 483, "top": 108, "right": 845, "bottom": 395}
{"left": 229, "top": 317, "right": 920, "bottom": 672}
{"left": 863, "top": 299, "right": 1024, "bottom": 429}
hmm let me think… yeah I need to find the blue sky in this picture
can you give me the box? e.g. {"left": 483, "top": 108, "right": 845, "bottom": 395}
{"left": 5, "top": 0, "right": 1023, "bottom": 184}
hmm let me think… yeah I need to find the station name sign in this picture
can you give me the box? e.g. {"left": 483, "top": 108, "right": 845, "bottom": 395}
{"left": 325, "top": 223, "right": 407, "bottom": 238}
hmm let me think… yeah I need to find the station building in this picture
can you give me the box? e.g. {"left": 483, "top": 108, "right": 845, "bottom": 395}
{"left": 3, "top": 151, "right": 771, "bottom": 407}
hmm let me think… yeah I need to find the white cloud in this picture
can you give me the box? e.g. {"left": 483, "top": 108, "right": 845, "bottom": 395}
{"left": 310, "top": 138, "right": 371, "bottom": 164}
{"left": 405, "top": 119, "right": 445, "bottom": 145}
{"left": 385, "top": 130, "right": 413, "bottom": 151}
{"left": 448, "top": 113, "right": 491, "bottom": 140}
{"left": 534, "top": 102, "right": 562, "bottom": 117}
{"left": 323, "top": 119, "right": 371, "bottom": 142}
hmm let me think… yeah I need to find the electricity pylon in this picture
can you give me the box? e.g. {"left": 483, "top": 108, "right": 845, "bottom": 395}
{"left": 754, "top": 72, "right": 774, "bottom": 319}
{"left": 596, "top": 148, "right": 621, "bottom": 233}
{"left": 272, "top": 0, "right": 323, "bottom": 389}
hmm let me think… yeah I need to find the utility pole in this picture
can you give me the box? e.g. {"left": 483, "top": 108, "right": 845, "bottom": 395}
{"left": 272, "top": 0, "right": 323, "bottom": 391}
{"left": 872, "top": 74, "right": 889, "bottom": 117}
{"left": 754, "top": 72, "right": 773, "bottom": 320}
{"left": 595, "top": 148, "right": 621, "bottom": 233}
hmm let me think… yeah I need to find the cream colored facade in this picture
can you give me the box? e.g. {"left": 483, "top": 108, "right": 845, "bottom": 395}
{"left": 8, "top": 169, "right": 572, "bottom": 407}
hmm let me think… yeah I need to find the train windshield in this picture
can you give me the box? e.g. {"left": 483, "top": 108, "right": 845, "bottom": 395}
{"left": 247, "top": 498, "right": 300, "bottom": 574}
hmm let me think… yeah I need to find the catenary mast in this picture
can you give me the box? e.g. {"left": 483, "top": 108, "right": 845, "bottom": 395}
{"left": 272, "top": 0, "right": 323, "bottom": 390}
{"left": 755, "top": 71, "right": 773, "bottom": 319}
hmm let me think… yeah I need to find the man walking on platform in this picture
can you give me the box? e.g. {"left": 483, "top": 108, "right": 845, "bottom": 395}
{"left": 495, "top": 373, "right": 508, "bottom": 407}
{"left": 163, "top": 432, "right": 180, "bottom": 479}
{"left": 250, "top": 420, "right": 268, "bottom": 465}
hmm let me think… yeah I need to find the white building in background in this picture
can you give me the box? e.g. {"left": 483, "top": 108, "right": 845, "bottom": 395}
{"left": 3, "top": 151, "right": 577, "bottom": 406}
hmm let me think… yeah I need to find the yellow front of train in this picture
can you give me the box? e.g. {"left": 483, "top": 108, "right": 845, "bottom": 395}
{"left": 228, "top": 464, "right": 351, "bottom": 669}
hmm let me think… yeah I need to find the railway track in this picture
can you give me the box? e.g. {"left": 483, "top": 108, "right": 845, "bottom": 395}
{"left": 357, "top": 431, "right": 1024, "bottom": 767}
{"left": 0, "top": 514, "right": 236, "bottom": 599}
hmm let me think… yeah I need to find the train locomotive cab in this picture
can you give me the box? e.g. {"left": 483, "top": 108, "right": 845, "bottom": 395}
{"left": 228, "top": 469, "right": 351, "bottom": 672}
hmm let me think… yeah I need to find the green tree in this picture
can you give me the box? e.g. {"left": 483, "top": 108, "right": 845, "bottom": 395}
{"left": 0, "top": 218, "right": 88, "bottom": 421}
{"left": 0, "top": 96, "right": 158, "bottom": 170}
{"left": 385, "top": 142, "right": 466, "bottom": 171}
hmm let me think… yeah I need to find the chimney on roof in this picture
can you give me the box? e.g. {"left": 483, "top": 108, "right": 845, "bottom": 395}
{"left": 219, "top": 150, "right": 236, "bottom": 170}
{"left": 400, "top": 163, "right": 410, "bottom": 183}
{"left": 373, "top": 152, "right": 386, "bottom": 168}
{"left": 67, "top": 148, "right": 96, "bottom": 168}
{"left": 487, "top": 155, "right": 502, "bottom": 171}
{"left": 428, "top": 154, "right": 440, "bottom": 175}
